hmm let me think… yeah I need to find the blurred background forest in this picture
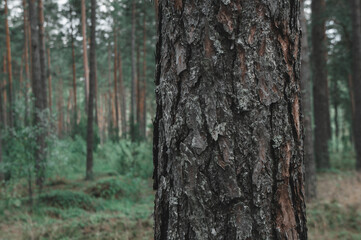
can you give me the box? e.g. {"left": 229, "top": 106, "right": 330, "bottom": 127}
{"left": 0, "top": 0, "right": 360, "bottom": 239}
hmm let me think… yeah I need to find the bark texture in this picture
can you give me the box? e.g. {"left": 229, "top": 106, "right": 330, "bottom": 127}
{"left": 38, "top": 0, "right": 47, "bottom": 111}
{"left": 28, "top": 0, "right": 47, "bottom": 189}
{"left": 351, "top": 0, "right": 361, "bottom": 171}
{"left": 300, "top": 0, "right": 316, "bottom": 200}
{"left": 5, "top": 0, "right": 13, "bottom": 127}
{"left": 153, "top": 1, "right": 307, "bottom": 239}
{"left": 311, "top": 0, "right": 331, "bottom": 169}
{"left": 81, "top": 0, "right": 90, "bottom": 110}
{"left": 86, "top": 0, "right": 96, "bottom": 180}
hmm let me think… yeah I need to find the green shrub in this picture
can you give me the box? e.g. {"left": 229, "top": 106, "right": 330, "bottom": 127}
{"left": 39, "top": 190, "right": 95, "bottom": 211}
{"left": 86, "top": 178, "right": 124, "bottom": 199}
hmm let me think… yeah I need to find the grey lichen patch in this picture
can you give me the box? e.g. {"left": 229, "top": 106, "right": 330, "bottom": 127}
{"left": 211, "top": 122, "right": 227, "bottom": 141}
{"left": 175, "top": 42, "right": 187, "bottom": 75}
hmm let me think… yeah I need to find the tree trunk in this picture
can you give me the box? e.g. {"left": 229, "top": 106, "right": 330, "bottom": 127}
{"left": 118, "top": 53, "right": 127, "bottom": 137}
{"left": 86, "top": 0, "right": 96, "bottom": 180}
{"left": 81, "top": 0, "right": 90, "bottom": 112}
{"left": 70, "top": 8, "right": 77, "bottom": 128}
{"left": 153, "top": 1, "right": 307, "bottom": 239}
{"left": 312, "top": 0, "right": 331, "bottom": 169}
{"left": 47, "top": 47, "right": 52, "bottom": 115}
{"left": 130, "top": 0, "right": 137, "bottom": 141}
{"left": 38, "top": 0, "right": 47, "bottom": 112}
{"left": 57, "top": 77, "right": 63, "bottom": 137}
{"left": 23, "top": 0, "right": 30, "bottom": 125}
{"left": 113, "top": 30, "right": 119, "bottom": 140}
{"left": 5, "top": 0, "right": 13, "bottom": 127}
{"left": 28, "top": 0, "right": 46, "bottom": 190}
{"left": 351, "top": 0, "right": 361, "bottom": 171}
{"left": 301, "top": 0, "right": 316, "bottom": 201}
{"left": 1, "top": 56, "right": 7, "bottom": 128}
{"left": 140, "top": 10, "right": 147, "bottom": 138}
{"left": 137, "top": 45, "right": 141, "bottom": 128}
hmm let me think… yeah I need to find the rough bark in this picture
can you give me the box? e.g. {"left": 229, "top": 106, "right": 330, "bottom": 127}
{"left": 351, "top": 0, "right": 361, "bottom": 171}
{"left": 5, "top": 0, "right": 13, "bottom": 127}
{"left": 153, "top": 1, "right": 307, "bottom": 239}
{"left": 28, "top": 0, "right": 46, "bottom": 190}
{"left": 130, "top": 0, "right": 137, "bottom": 140}
{"left": 86, "top": 0, "right": 96, "bottom": 180}
{"left": 81, "top": 0, "right": 90, "bottom": 111}
{"left": 311, "top": 0, "right": 331, "bottom": 169}
{"left": 38, "top": 0, "right": 47, "bottom": 111}
{"left": 300, "top": 0, "right": 316, "bottom": 200}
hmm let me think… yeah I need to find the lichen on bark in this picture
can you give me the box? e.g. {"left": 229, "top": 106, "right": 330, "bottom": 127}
{"left": 153, "top": 1, "right": 307, "bottom": 239}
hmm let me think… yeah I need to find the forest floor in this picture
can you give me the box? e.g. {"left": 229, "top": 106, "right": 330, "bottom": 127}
{"left": 0, "top": 171, "right": 360, "bottom": 240}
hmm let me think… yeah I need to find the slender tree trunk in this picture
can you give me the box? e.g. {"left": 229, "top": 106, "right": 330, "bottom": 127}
{"left": 47, "top": 47, "right": 52, "bottom": 115}
{"left": 57, "top": 77, "right": 63, "bottom": 137}
{"left": 70, "top": 8, "right": 77, "bottom": 129}
{"left": 38, "top": 0, "right": 47, "bottom": 113}
{"left": 137, "top": 45, "right": 141, "bottom": 128}
{"left": 118, "top": 53, "right": 127, "bottom": 137}
{"left": 130, "top": 0, "right": 137, "bottom": 141}
{"left": 23, "top": 0, "right": 30, "bottom": 125}
{"left": 28, "top": 0, "right": 46, "bottom": 190}
{"left": 4, "top": 0, "right": 13, "bottom": 127}
{"left": 140, "top": 10, "right": 147, "bottom": 138}
{"left": 351, "top": 0, "right": 361, "bottom": 171}
{"left": 301, "top": 0, "right": 316, "bottom": 201}
{"left": 86, "top": 0, "right": 96, "bottom": 180}
{"left": 1, "top": 56, "right": 7, "bottom": 128}
{"left": 113, "top": 30, "right": 119, "bottom": 140}
{"left": 81, "top": 0, "right": 90, "bottom": 111}
{"left": 312, "top": 0, "right": 331, "bottom": 169}
{"left": 153, "top": 1, "right": 307, "bottom": 239}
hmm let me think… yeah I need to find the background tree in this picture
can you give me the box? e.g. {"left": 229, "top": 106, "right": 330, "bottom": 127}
{"left": 301, "top": 0, "right": 317, "bottom": 200}
{"left": 351, "top": 0, "right": 361, "bottom": 171}
{"left": 86, "top": 0, "right": 96, "bottom": 180}
{"left": 312, "top": 0, "right": 331, "bottom": 169}
{"left": 153, "top": 1, "right": 307, "bottom": 239}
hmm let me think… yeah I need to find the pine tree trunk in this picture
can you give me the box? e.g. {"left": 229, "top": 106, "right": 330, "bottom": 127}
{"left": 47, "top": 47, "right": 52, "bottom": 115}
{"left": 153, "top": 1, "right": 307, "bottom": 239}
{"left": 351, "top": 0, "right": 361, "bottom": 171}
{"left": 118, "top": 53, "right": 127, "bottom": 137}
{"left": 81, "top": 0, "right": 90, "bottom": 112}
{"left": 301, "top": 0, "right": 316, "bottom": 201}
{"left": 140, "top": 10, "right": 147, "bottom": 138}
{"left": 28, "top": 0, "right": 46, "bottom": 190}
{"left": 5, "top": 0, "right": 13, "bottom": 127}
{"left": 312, "top": 0, "right": 331, "bottom": 169}
{"left": 1, "top": 56, "right": 7, "bottom": 128}
{"left": 130, "top": 0, "right": 137, "bottom": 140}
{"left": 23, "top": 0, "right": 30, "bottom": 126}
{"left": 38, "top": 0, "right": 47, "bottom": 112}
{"left": 57, "top": 77, "right": 63, "bottom": 137}
{"left": 113, "top": 30, "right": 119, "bottom": 140}
{"left": 86, "top": 0, "right": 96, "bottom": 180}
{"left": 70, "top": 7, "right": 77, "bottom": 128}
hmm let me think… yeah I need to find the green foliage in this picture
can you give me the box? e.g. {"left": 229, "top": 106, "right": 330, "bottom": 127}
{"left": 96, "top": 140, "right": 153, "bottom": 179}
{"left": 47, "top": 135, "right": 87, "bottom": 178}
{"left": 86, "top": 178, "right": 124, "bottom": 199}
{"left": 308, "top": 202, "right": 361, "bottom": 239}
{"left": 39, "top": 190, "right": 95, "bottom": 211}
{"left": 70, "top": 118, "right": 100, "bottom": 151}
{"left": 86, "top": 176, "right": 147, "bottom": 202}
